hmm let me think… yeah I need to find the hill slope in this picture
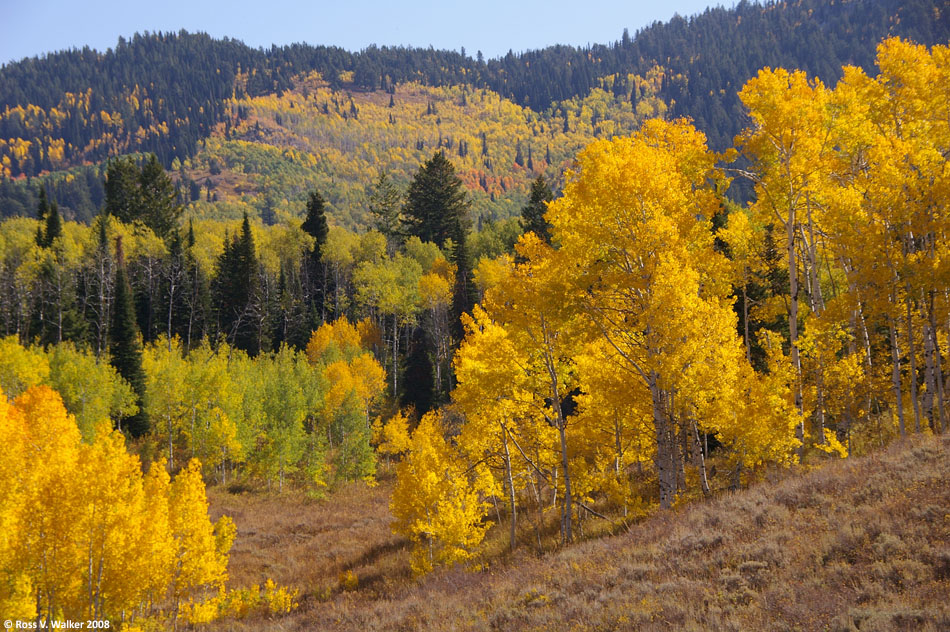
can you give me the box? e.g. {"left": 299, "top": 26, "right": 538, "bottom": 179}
{"left": 210, "top": 435, "right": 950, "bottom": 631}
{"left": 1, "top": 0, "right": 947, "bottom": 225}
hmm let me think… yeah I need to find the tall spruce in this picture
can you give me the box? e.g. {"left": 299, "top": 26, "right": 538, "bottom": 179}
{"left": 301, "top": 189, "right": 329, "bottom": 325}
{"left": 109, "top": 236, "right": 148, "bottom": 437}
{"left": 103, "top": 156, "right": 142, "bottom": 223}
{"left": 41, "top": 200, "right": 63, "bottom": 247}
{"left": 139, "top": 153, "right": 183, "bottom": 239}
{"left": 402, "top": 151, "right": 470, "bottom": 248}
{"left": 368, "top": 172, "right": 403, "bottom": 253}
{"left": 401, "top": 326, "right": 435, "bottom": 415}
{"left": 520, "top": 175, "right": 554, "bottom": 244}
{"left": 215, "top": 213, "right": 260, "bottom": 355}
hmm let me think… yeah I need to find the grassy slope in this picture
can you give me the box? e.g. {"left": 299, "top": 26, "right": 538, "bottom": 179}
{"left": 209, "top": 435, "right": 950, "bottom": 631}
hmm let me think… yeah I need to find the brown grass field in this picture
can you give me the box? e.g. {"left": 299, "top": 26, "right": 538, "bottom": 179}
{"left": 207, "top": 434, "right": 950, "bottom": 631}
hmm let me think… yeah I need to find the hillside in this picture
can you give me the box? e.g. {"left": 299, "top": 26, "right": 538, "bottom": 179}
{"left": 177, "top": 74, "right": 660, "bottom": 228}
{"left": 1, "top": 0, "right": 947, "bottom": 224}
{"left": 209, "top": 434, "right": 950, "bottom": 631}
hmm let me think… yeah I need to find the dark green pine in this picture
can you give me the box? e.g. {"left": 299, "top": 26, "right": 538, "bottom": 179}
{"left": 139, "top": 153, "right": 183, "bottom": 240}
{"left": 402, "top": 151, "right": 470, "bottom": 248}
{"left": 520, "top": 175, "right": 554, "bottom": 244}
{"left": 109, "top": 238, "right": 149, "bottom": 437}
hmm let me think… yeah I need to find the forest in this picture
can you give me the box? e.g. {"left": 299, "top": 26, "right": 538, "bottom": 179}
{"left": 1, "top": 0, "right": 949, "bottom": 628}
{"left": 0, "top": 0, "right": 947, "bottom": 224}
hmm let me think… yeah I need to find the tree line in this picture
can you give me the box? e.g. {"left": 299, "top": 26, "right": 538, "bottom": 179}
{"left": 1, "top": 0, "right": 945, "bottom": 184}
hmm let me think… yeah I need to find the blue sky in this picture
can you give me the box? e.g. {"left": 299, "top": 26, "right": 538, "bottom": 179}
{"left": 1, "top": 0, "right": 723, "bottom": 65}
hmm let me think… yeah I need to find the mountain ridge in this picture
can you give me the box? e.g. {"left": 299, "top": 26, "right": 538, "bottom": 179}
{"left": 0, "top": 0, "right": 947, "bottom": 225}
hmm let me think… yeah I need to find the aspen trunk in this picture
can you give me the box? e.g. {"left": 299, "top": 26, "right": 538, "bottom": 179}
{"left": 928, "top": 302, "right": 946, "bottom": 433}
{"left": 906, "top": 297, "right": 922, "bottom": 433}
{"left": 786, "top": 207, "right": 805, "bottom": 458}
{"left": 557, "top": 423, "right": 572, "bottom": 543}
{"left": 692, "top": 418, "right": 711, "bottom": 497}
{"left": 889, "top": 318, "right": 907, "bottom": 437}
{"left": 923, "top": 320, "right": 937, "bottom": 431}
{"left": 502, "top": 427, "right": 517, "bottom": 552}
{"left": 651, "top": 374, "right": 676, "bottom": 509}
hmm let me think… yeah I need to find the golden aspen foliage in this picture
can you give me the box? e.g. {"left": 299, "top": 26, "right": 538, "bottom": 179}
{"left": 168, "top": 459, "right": 232, "bottom": 607}
{"left": 0, "top": 386, "right": 233, "bottom": 625}
{"left": 546, "top": 118, "right": 799, "bottom": 507}
{"left": 0, "top": 393, "right": 34, "bottom": 621}
{"left": 0, "top": 335, "right": 50, "bottom": 398}
{"left": 306, "top": 316, "right": 363, "bottom": 363}
{"left": 373, "top": 408, "right": 413, "bottom": 457}
{"left": 391, "top": 411, "right": 494, "bottom": 575}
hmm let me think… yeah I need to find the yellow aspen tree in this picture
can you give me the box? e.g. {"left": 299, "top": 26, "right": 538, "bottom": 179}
{"left": 737, "top": 68, "right": 834, "bottom": 452}
{"left": 168, "top": 459, "right": 232, "bottom": 622}
{"left": 0, "top": 336, "right": 50, "bottom": 398}
{"left": 0, "top": 394, "right": 34, "bottom": 621}
{"left": 12, "top": 386, "right": 85, "bottom": 625}
{"left": 480, "top": 234, "right": 587, "bottom": 541}
{"left": 454, "top": 306, "right": 537, "bottom": 551}
{"left": 142, "top": 336, "right": 189, "bottom": 470}
{"left": 76, "top": 425, "right": 149, "bottom": 619}
{"left": 547, "top": 119, "right": 760, "bottom": 508}
{"left": 372, "top": 408, "right": 412, "bottom": 457}
{"left": 134, "top": 460, "right": 176, "bottom": 615}
{"left": 390, "top": 411, "right": 494, "bottom": 575}
{"left": 573, "top": 338, "right": 655, "bottom": 514}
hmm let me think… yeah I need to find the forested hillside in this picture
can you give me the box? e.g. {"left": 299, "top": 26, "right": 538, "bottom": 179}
{"left": 1, "top": 0, "right": 947, "bottom": 224}
{"left": 1, "top": 1, "right": 949, "bottom": 628}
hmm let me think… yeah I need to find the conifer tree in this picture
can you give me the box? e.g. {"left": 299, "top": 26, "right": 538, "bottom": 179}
{"left": 109, "top": 237, "right": 148, "bottom": 437}
{"left": 41, "top": 200, "right": 62, "bottom": 248}
{"left": 139, "top": 153, "right": 183, "bottom": 240}
{"left": 368, "top": 172, "right": 403, "bottom": 252}
{"left": 520, "top": 175, "right": 554, "bottom": 244}
{"left": 401, "top": 326, "right": 435, "bottom": 414}
{"left": 402, "top": 151, "right": 470, "bottom": 248}
{"left": 103, "top": 157, "right": 141, "bottom": 223}
{"left": 214, "top": 214, "right": 260, "bottom": 355}
{"left": 301, "top": 189, "right": 329, "bottom": 325}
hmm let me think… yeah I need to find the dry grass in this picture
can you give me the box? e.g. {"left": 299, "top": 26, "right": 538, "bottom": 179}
{"left": 206, "top": 434, "right": 950, "bottom": 631}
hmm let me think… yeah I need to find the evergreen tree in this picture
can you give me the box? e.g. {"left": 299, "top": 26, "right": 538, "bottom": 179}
{"left": 301, "top": 189, "right": 329, "bottom": 325}
{"left": 520, "top": 175, "right": 554, "bottom": 244}
{"left": 402, "top": 151, "right": 470, "bottom": 248}
{"left": 103, "top": 157, "right": 142, "bottom": 223}
{"left": 367, "top": 172, "right": 403, "bottom": 252}
{"left": 401, "top": 326, "right": 435, "bottom": 415}
{"left": 109, "top": 237, "right": 148, "bottom": 437}
{"left": 301, "top": 190, "right": 329, "bottom": 256}
{"left": 183, "top": 219, "right": 211, "bottom": 348}
{"left": 42, "top": 201, "right": 63, "bottom": 247}
{"left": 35, "top": 187, "right": 50, "bottom": 246}
{"left": 214, "top": 213, "right": 260, "bottom": 355}
{"left": 139, "top": 153, "right": 183, "bottom": 239}
{"left": 450, "top": 228, "right": 477, "bottom": 341}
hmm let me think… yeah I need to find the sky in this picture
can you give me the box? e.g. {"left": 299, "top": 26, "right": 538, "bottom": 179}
{"left": 0, "top": 0, "right": 723, "bottom": 66}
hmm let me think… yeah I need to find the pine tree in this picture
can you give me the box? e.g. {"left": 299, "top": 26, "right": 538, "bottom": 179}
{"left": 402, "top": 151, "right": 470, "bottom": 248}
{"left": 109, "top": 237, "right": 148, "bottom": 437}
{"left": 401, "top": 327, "right": 435, "bottom": 414}
{"left": 368, "top": 172, "right": 403, "bottom": 252}
{"left": 214, "top": 214, "right": 260, "bottom": 355}
{"left": 301, "top": 190, "right": 329, "bottom": 326}
{"left": 139, "top": 153, "right": 183, "bottom": 239}
{"left": 103, "top": 157, "right": 142, "bottom": 223}
{"left": 520, "top": 175, "right": 554, "bottom": 243}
